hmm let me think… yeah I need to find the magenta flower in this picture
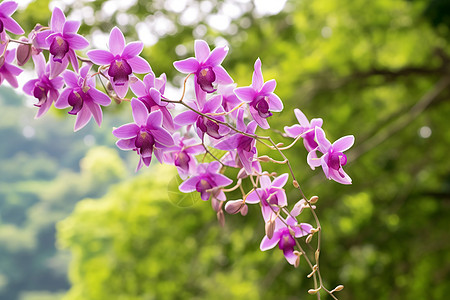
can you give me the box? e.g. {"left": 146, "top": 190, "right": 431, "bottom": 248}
{"left": 164, "top": 133, "right": 204, "bottom": 179}
{"left": 23, "top": 53, "right": 64, "bottom": 118}
{"left": 173, "top": 40, "right": 233, "bottom": 96}
{"left": 179, "top": 161, "right": 232, "bottom": 201}
{"left": 284, "top": 108, "right": 323, "bottom": 152}
{"left": 215, "top": 108, "right": 257, "bottom": 174}
{"left": 34, "top": 7, "right": 89, "bottom": 72}
{"left": 260, "top": 215, "right": 313, "bottom": 265}
{"left": 0, "top": 49, "right": 22, "bottom": 88}
{"left": 112, "top": 98, "right": 174, "bottom": 171}
{"left": 55, "top": 65, "right": 111, "bottom": 131}
{"left": 307, "top": 127, "right": 354, "bottom": 185}
{"left": 217, "top": 83, "right": 242, "bottom": 119}
{"left": 234, "top": 58, "right": 283, "bottom": 129}
{"left": 174, "top": 95, "right": 230, "bottom": 140}
{"left": 245, "top": 173, "right": 289, "bottom": 221}
{"left": 130, "top": 71, "right": 175, "bottom": 131}
{"left": 0, "top": 1, "right": 24, "bottom": 35}
{"left": 87, "top": 27, "right": 151, "bottom": 99}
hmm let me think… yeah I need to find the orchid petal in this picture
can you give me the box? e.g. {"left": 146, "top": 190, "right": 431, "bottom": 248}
{"left": 234, "top": 86, "right": 256, "bottom": 102}
{"left": 131, "top": 98, "right": 148, "bottom": 126}
{"left": 112, "top": 123, "right": 139, "bottom": 138}
{"left": 87, "top": 49, "right": 114, "bottom": 65}
{"left": 50, "top": 7, "right": 66, "bottom": 33}
{"left": 212, "top": 65, "right": 233, "bottom": 84}
{"left": 173, "top": 58, "right": 199, "bottom": 73}
{"left": 122, "top": 41, "right": 143, "bottom": 59}
{"left": 127, "top": 56, "right": 151, "bottom": 73}
{"left": 194, "top": 40, "right": 210, "bottom": 62}
{"left": 333, "top": 135, "right": 355, "bottom": 152}
{"left": 252, "top": 58, "right": 264, "bottom": 90}
{"left": 73, "top": 106, "right": 91, "bottom": 131}
{"left": 205, "top": 45, "right": 228, "bottom": 66}
{"left": 109, "top": 27, "right": 125, "bottom": 55}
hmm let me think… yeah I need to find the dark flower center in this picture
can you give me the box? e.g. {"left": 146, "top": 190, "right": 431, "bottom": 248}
{"left": 49, "top": 36, "right": 69, "bottom": 63}
{"left": 108, "top": 59, "right": 132, "bottom": 86}
{"left": 328, "top": 151, "right": 347, "bottom": 177}
{"left": 0, "top": 20, "right": 3, "bottom": 33}
{"left": 253, "top": 95, "right": 272, "bottom": 118}
{"left": 135, "top": 130, "right": 155, "bottom": 158}
{"left": 174, "top": 151, "right": 190, "bottom": 171}
{"left": 238, "top": 135, "right": 254, "bottom": 152}
{"left": 68, "top": 89, "right": 85, "bottom": 115}
{"left": 197, "top": 67, "right": 216, "bottom": 93}
{"left": 278, "top": 228, "right": 296, "bottom": 250}
{"left": 197, "top": 116, "right": 222, "bottom": 139}
{"left": 196, "top": 178, "right": 214, "bottom": 201}
{"left": 33, "top": 84, "right": 48, "bottom": 107}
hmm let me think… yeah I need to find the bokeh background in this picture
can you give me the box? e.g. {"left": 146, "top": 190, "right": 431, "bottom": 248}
{"left": 1, "top": 0, "right": 449, "bottom": 299}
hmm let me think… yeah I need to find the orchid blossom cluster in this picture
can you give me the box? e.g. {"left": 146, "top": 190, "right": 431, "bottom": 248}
{"left": 0, "top": 2, "right": 354, "bottom": 298}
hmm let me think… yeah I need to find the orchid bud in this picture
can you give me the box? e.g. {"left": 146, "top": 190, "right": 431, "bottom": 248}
{"left": 310, "top": 195, "right": 319, "bottom": 204}
{"left": 16, "top": 37, "right": 32, "bottom": 66}
{"left": 224, "top": 200, "right": 244, "bottom": 214}
{"left": 240, "top": 204, "right": 248, "bottom": 216}
{"left": 265, "top": 219, "right": 275, "bottom": 239}
{"left": 293, "top": 250, "right": 301, "bottom": 268}
{"left": 217, "top": 209, "right": 225, "bottom": 227}
{"left": 331, "top": 285, "right": 344, "bottom": 293}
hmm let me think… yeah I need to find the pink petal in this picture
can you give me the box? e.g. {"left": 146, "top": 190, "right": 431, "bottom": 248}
{"left": 307, "top": 150, "right": 321, "bottom": 170}
{"left": 203, "top": 94, "right": 222, "bottom": 113}
{"left": 62, "top": 70, "right": 79, "bottom": 87}
{"left": 194, "top": 40, "right": 210, "bottom": 63}
{"left": 149, "top": 88, "right": 161, "bottom": 105}
{"left": 85, "top": 99, "right": 103, "bottom": 126}
{"left": 0, "top": 1, "right": 18, "bottom": 15}
{"left": 32, "top": 53, "right": 46, "bottom": 77}
{"left": 34, "top": 31, "right": 51, "bottom": 49}
{"left": 268, "top": 93, "right": 283, "bottom": 112}
{"left": 65, "top": 33, "right": 89, "bottom": 49}
{"left": 315, "top": 127, "right": 331, "bottom": 153}
{"left": 54, "top": 88, "right": 71, "bottom": 108}
{"left": 67, "top": 49, "right": 79, "bottom": 73}
{"left": 310, "top": 118, "right": 323, "bottom": 128}
{"left": 50, "top": 7, "right": 66, "bottom": 33}
{"left": 173, "top": 58, "right": 199, "bottom": 73}
{"left": 212, "top": 65, "right": 233, "bottom": 84}
{"left": 152, "top": 128, "right": 174, "bottom": 147}
{"left": 122, "top": 41, "right": 143, "bottom": 59}
{"left": 215, "top": 135, "right": 238, "bottom": 151}
{"left": 113, "top": 81, "right": 129, "bottom": 99}
{"left": 1, "top": 16, "right": 24, "bottom": 35}
{"left": 127, "top": 56, "right": 151, "bottom": 73}
{"left": 295, "top": 223, "right": 313, "bottom": 238}
{"left": 260, "top": 79, "right": 276, "bottom": 94}
{"left": 63, "top": 20, "right": 80, "bottom": 34}
{"left": 179, "top": 176, "right": 199, "bottom": 193}
{"left": 113, "top": 123, "right": 139, "bottom": 138}
{"left": 88, "top": 88, "right": 111, "bottom": 106}
{"left": 259, "top": 175, "right": 271, "bottom": 189}
{"left": 131, "top": 98, "right": 148, "bottom": 126}
{"left": 87, "top": 49, "right": 114, "bottom": 65}
{"left": 211, "top": 173, "right": 233, "bottom": 187}
{"left": 2, "top": 69, "right": 18, "bottom": 88}
{"left": 73, "top": 106, "right": 91, "bottom": 131}
{"left": 249, "top": 106, "right": 269, "bottom": 129}
{"left": 205, "top": 46, "right": 228, "bottom": 66}
{"left": 116, "top": 138, "right": 136, "bottom": 150}
{"left": 260, "top": 231, "right": 281, "bottom": 251}
{"left": 174, "top": 110, "right": 198, "bottom": 126}
{"left": 294, "top": 108, "right": 310, "bottom": 127}
{"left": 283, "top": 249, "right": 297, "bottom": 265}
{"left": 146, "top": 110, "right": 163, "bottom": 129}
{"left": 272, "top": 173, "right": 289, "bottom": 188}
{"left": 284, "top": 124, "right": 303, "bottom": 138}
{"left": 130, "top": 78, "right": 147, "bottom": 97}
{"left": 329, "top": 168, "right": 352, "bottom": 185}
{"left": 109, "top": 27, "right": 125, "bottom": 56}
{"left": 49, "top": 57, "right": 69, "bottom": 79}
{"left": 23, "top": 79, "right": 38, "bottom": 95}
{"left": 234, "top": 86, "right": 256, "bottom": 102}
{"left": 333, "top": 135, "right": 355, "bottom": 152}
{"left": 252, "top": 58, "right": 264, "bottom": 90}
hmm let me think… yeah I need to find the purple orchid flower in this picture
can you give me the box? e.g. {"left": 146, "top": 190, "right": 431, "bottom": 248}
{"left": 87, "top": 27, "right": 151, "bottom": 99}
{"left": 307, "top": 127, "right": 354, "bottom": 185}
{"left": 260, "top": 214, "right": 313, "bottom": 265}
{"left": 215, "top": 108, "right": 257, "bottom": 174}
{"left": 179, "top": 161, "right": 232, "bottom": 201}
{"left": 174, "top": 94, "right": 231, "bottom": 140}
{"left": 130, "top": 71, "right": 175, "bottom": 131}
{"left": 0, "top": 49, "right": 22, "bottom": 88}
{"left": 55, "top": 65, "right": 111, "bottom": 131}
{"left": 173, "top": 40, "right": 233, "bottom": 105}
{"left": 112, "top": 98, "right": 174, "bottom": 171}
{"left": 245, "top": 173, "right": 289, "bottom": 221}
{"left": 217, "top": 83, "right": 242, "bottom": 119}
{"left": 284, "top": 108, "right": 323, "bottom": 152}
{"left": 0, "top": 1, "right": 24, "bottom": 35}
{"left": 23, "top": 53, "right": 64, "bottom": 118}
{"left": 234, "top": 58, "right": 283, "bottom": 129}
{"left": 164, "top": 132, "right": 204, "bottom": 179}
{"left": 34, "top": 7, "right": 89, "bottom": 73}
